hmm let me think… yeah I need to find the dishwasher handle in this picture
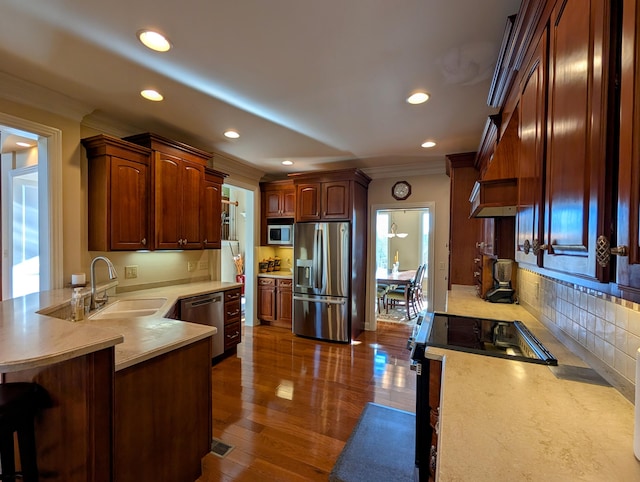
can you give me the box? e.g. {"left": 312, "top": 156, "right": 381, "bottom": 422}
{"left": 182, "top": 294, "right": 223, "bottom": 309}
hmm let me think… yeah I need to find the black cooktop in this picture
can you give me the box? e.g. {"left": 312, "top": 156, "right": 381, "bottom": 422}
{"left": 411, "top": 312, "right": 557, "bottom": 366}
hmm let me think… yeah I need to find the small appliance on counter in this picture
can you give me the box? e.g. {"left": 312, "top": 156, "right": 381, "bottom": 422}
{"left": 485, "top": 258, "right": 515, "bottom": 303}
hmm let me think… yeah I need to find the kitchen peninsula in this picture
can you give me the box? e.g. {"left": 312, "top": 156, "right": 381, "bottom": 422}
{"left": 0, "top": 280, "right": 240, "bottom": 482}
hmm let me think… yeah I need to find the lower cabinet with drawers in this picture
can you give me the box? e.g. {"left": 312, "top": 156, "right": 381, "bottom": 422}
{"left": 224, "top": 288, "right": 242, "bottom": 352}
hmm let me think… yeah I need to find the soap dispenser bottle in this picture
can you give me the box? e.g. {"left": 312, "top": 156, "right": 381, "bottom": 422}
{"left": 71, "top": 287, "right": 85, "bottom": 321}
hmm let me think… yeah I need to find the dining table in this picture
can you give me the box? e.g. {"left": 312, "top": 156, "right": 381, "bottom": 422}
{"left": 376, "top": 268, "right": 417, "bottom": 318}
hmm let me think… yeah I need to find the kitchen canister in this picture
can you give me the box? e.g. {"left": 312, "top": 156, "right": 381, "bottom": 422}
{"left": 635, "top": 348, "right": 640, "bottom": 460}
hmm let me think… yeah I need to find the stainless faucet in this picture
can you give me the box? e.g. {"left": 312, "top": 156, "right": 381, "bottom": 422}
{"left": 90, "top": 256, "right": 118, "bottom": 310}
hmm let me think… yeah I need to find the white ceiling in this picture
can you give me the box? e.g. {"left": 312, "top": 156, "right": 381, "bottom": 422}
{"left": 0, "top": 0, "right": 521, "bottom": 176}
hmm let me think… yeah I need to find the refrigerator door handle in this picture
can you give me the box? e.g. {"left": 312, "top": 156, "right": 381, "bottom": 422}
{"left": 314, "top": 225, "right": 323, "bottom": 290}
{"left": 293, "top": 295, "right": 347, "bottom": 305}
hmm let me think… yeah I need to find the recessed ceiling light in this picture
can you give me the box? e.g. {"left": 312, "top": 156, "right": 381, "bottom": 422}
{"left": 224, "top": 130, "right": 240, "bottom": 139}
{"left": 16, "top": 142, "right": 33, "bottom": 147}
{"left": 141, "top": 89, "right": 163, "bottom": 101}
{"left": 137, "top": 30, "right": 171, "bottom": 52}
{"left": 407, "top": 92, "right": 430, "bottom": 105}
{"left": 421, "top": 141, "right": 436, "bottom": 148}
{"left": 282, "top": 160, "right": 293, "bottom": 166}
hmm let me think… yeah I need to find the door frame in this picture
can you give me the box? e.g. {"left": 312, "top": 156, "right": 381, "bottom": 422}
{"left": 0, "top": 112, "right": 63, "bottom": 297}
{"left": 367, "top": 202, "right": 435, "bottom": 331}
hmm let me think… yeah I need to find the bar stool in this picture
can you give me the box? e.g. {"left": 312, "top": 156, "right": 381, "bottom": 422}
{"left": 0, "top": 383, "right": 48, "bottom": 482}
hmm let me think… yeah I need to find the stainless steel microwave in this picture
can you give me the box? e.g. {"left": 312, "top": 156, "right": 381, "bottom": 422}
{"left": 267, "top": 224, "right": 293, "bottom": 245}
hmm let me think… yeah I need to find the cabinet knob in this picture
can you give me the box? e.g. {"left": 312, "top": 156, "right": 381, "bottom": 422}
{"left": 204, "top": 239, "right": 208, "bottom": 244}
{"left": 596, "top": 235, "right": 628, "bottom": 267}
{"left": 523, "top": 239, "right": 531, "bottom": 255}
{"left": 475, "top": 241, "right": 485, "bottom": 249}
{"left": 141, "top": 238, "right": 146, "bottom": 246}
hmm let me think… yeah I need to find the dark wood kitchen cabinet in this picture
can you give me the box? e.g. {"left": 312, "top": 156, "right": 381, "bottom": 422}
{"left": 516, "top": 28, "right": 547, "bottom": 268}
{"left": 202, "top": 168, "right": 227, "bottom": 249}
{"left": 294, "top": 180, "right": 350, "bottom": 221}
{"left": 82, "top": 135, "right": 151, "bottom": 251}
{"left": 262, "top": 180, "right": 296, "bottom": 218}
{"left": 257, "top": 276, "right": 292, "bottom": 328}
{"left": 224, "top": 288, "right": 242, "bottom": 351}
{"left": 257, "top": 277, "right": 276, "bottom": 322}
{"left": 540, "top": 0, "right": 615, "bottom": 281}
{"left": 260, "top": 180, "right": 295, "bottom": 245}
{"left": 125, "top": 133, "right": 211, "bottom": 250}
{"left": 446, "top": 152, "right": 481, "bottom": 288}
{"left": 616, "top": 0, "right": 640, "bottom": 300}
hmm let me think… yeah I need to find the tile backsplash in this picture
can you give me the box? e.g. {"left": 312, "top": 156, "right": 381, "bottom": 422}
{"left": 518, "top": 268, "right": 640, "bottom": 386}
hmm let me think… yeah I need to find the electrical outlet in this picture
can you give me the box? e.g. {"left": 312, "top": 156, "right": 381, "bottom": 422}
{"left": 187, "top": 261, "right": 196, "bottom": 272}
{"left": 124, "top": 265, "right": 138, "bottom": 279}
{"left": 439, "top": 262, "right": 445, "bottom": 270}
{"left": 198, "top": 260, "right": 208, "bottom": 270}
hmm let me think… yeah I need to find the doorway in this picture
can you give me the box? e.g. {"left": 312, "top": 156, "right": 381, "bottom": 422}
{"left": 1, "top": 119, "right": 60, "bottom": 299}
{"left": 220, "top": 182, "right": 256, "bottom": 326}
{"left": 368, "top": 203, "right": 435, "bottom": 330}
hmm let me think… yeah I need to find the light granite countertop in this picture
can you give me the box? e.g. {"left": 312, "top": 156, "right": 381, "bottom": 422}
{"left": 0, "top": 281, "right": 241, "bottom": 373}
{"left": 257, "top": 270, "right": 293, "bottom": 279}
{"left": 434, "top": 286, "right": 640, "bottom": 481}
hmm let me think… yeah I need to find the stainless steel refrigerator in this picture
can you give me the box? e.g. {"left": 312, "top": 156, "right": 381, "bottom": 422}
{"left": 293, "top": 222, "right": 350, "bottom": 342}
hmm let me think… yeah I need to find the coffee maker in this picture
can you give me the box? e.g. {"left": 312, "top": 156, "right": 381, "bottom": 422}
{"left": 485, "top": 259, "right": 515, "bottom": 303}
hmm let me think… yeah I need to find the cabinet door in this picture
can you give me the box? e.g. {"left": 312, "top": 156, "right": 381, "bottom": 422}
{"left": 282, "top": 189, "right": 296, "bottom": 217}
{"left": 257, "top": 278, "right": 276, "bottom": 321}
{"left": 275, "top": 279, "right": 293, "bottom": 328}
{"left": 265, "top": 191, "right": 284, "bottom": 217}
{"left": 154, "top": 154, "right": 182, "bottom": 250}
{"left": 322, "top": 181, "right": 350, "bottom": 219}
{"left": 543, "top": 0, "right": 612, "bottom": 281}
{"left": 181, "top": 161, "right": 204, "bottom": 249}
{"left": 517, "top": 30, "right": 547, "bottom": 267}
{"left": 202, "top": 179, "right": 222, "bottom": 249}
{"left": 110, "top": 157, "right": 149, "bottom": 250}
{"left": 617, "top": 0, "right": 640, "bottom": 297}
{"left": 296, "top": 183, "right": 321, "bottom": 221}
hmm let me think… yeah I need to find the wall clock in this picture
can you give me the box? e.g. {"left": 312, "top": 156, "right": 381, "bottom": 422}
{"left": 392, "top": 181, "right": 412, "bottom": 200}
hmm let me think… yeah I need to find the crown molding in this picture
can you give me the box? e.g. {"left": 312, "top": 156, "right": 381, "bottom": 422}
{"left": 0, "top": 71, "right": 94, "bottom": 122}
{"left": 212, "top": 151, "right": 266, "bottom": 183}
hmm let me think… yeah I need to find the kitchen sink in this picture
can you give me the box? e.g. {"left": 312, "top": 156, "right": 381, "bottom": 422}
{"left": 89, "top": 297, "right": 167, "bottom": 319}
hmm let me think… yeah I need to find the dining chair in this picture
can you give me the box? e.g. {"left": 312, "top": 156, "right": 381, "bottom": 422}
{"left": 386, "top": 265, "right": 424, "bottom": 319}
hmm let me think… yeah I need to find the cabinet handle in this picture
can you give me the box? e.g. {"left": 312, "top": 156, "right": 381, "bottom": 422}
{"left": 532, "top": 240, "right": 548, "bottom": 256}
{"left": 227, "top": 309, "right": 240, "bottom": 317}
{"left": 473, "top": 271, "right": 480, "bottom": 277}
{"left": 596, "top": 235, "right": 629, "bottom": 267}
{"left": 178, "top": 239, "right": 183, "bottom": 246}
{"left": 183, "top": 238, "right": 187, "bottom": 244}
{"left": 474, "top": 258, "right": 481, "bottom": 263}
{"left": 226, "top": 331, "right": 240, "bottom": 339}
{"left": 141, "top": 238, "right": 146, "bottom": 246}
{"left": 475, "top": 242, "right": 485, "bottom": 249}
{"left": 204, "top": 239, "right": 208, "bottom": 244}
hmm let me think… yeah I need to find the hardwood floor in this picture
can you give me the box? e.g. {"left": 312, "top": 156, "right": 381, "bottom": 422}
{"left": 198, "top": 321, "right": 417, "bottom": 481}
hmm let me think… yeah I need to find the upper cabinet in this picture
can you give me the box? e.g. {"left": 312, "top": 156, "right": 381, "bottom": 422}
{"left": 616, "top": 0, "right": 640, "bottom": 299}
{"left": 82, "top": 135, "right": 151, "bottom": 251}
{"left": 516, "top": 28, "right": 547, "bottom": 267}
{"left": 540, "top": 0, "right": 615, "bottom": 281}
{"left": 84, "top": 133, "right": 227, "bottom": 251}
{"left": 125, "top": 133, "right": 212, "bottom": 250}
{"left": 203, "top": 168, "right": 227, "bottom": 250}
{"left": 294, "top": 179, "right": 351, "bottom": 222}
{"left": 485, "top": 0, "right": 618, "bottom": 283}
{"left": 261, "top": 180, "right": 296, "bottom": 218}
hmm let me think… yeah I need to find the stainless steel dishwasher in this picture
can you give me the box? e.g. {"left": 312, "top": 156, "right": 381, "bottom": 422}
{"left": 180, "top": 292, "right": 225, "bottom": 358}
